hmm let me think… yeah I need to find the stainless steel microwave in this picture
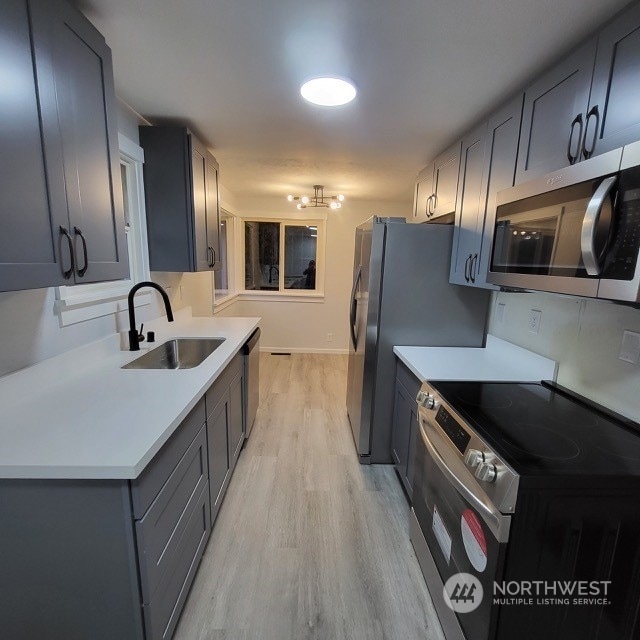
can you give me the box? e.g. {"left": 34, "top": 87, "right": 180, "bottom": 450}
{"left": 487, "top": 140, "right": 640, "bottom": 303}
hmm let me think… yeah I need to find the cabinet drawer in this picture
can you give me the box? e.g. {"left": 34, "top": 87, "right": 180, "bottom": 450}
{"left": 136, "top": 425, "right": 209, "bottom": 602}
{"left": 131, "top": 398, "right": 206, "bottom": 518}
{"left": 143, "top": 483, "right": 210, "bottom": 640}
{"left": 205, "top": 353, "right": 242, "bottom": 419}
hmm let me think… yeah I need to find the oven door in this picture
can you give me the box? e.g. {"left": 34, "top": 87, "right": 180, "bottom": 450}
{"left": 413, "top": 416, "right": 510, "bottom": 640}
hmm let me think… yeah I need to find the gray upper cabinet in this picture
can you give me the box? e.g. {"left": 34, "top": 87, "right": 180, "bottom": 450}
{"left": 413, "top": 141, "right": 461, "bottom": 223}
{"left": 0, "top": 0, "right": 128, "bottom": 292}
{"left": 140, "top": 126, "right": 221, "bottom": 273}
{"left": 450, "top": 124, "right": 487, "bottom": 286}
{"left": 450, "top": 96, "right": 523, "bottom": 289}
{"left": 586, "top": 2, "right": 640, "bottom": 158}
{"left": 515, "top": 39, "right": 597, "bottom": 184}
{"left": 412, "top": 163, "right": 434, "bottom": 223}
{"left": 431, "top": 141, "right": 462, "bottom": 220}
{"left": 475, "top": 96, "right": 524, "bottom": 287}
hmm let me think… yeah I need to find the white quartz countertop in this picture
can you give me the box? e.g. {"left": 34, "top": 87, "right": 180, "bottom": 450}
{"left": 0, "top": 311, "right": 260, "bottom": 480}
{"left": 393, "top": 335, "right": 557, "bottom": 383}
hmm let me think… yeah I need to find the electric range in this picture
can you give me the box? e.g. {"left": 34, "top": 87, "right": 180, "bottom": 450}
{"left": 410, "top": 380, "right": 640, "bottom": 640}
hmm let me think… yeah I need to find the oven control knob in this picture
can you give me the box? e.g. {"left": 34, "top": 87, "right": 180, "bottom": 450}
{"left": 416, "top": 391, "right": 437, "bottom": 410}
{"left": 475, "top": 462, "right": 498, "bottom": 483}
{"left": 464, "top": 449, "right": 485, "bottom": 468}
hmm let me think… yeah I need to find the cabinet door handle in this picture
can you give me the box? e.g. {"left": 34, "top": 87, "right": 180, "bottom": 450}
{"left": 430, "top": 193, "right": 437, "bottom": 216}
{"left": 59, "top": 226, "right": 75, "bottom": 280}
{"left": 425, "top": 195, "right": 431, "bottom": 218}
{"left": 567, "top": 113, "right": 583, "bottom": 165}
{"left": 464, "top": 254, "right": 471, "bottom": 282}
{"left": 470, "top": 253, "right": 478, "bottom": 283}
{"left": 211, "top": 247, "right": 216, "bottom": 267}
{"left": 582, "top": 105, "right": 600, "bottom": 160}
{"left": 73, "top": 227, "right": 88, "bottom": 277}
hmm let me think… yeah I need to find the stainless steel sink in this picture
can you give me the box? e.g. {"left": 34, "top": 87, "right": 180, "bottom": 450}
{"left": 122, "top": 338, "right": 226, "bottom": 370}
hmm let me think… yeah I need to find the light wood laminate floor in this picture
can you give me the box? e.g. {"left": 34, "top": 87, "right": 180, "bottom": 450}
{"left": 174, "top": 353, "right": 445, "bottom": 640}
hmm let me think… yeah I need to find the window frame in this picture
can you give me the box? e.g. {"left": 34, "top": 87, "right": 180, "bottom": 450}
{"left": 240, "top": 217, "right": 326, "bottom": 299}
{"left": 54, "top": 133, "right": 151, "bottom": 326}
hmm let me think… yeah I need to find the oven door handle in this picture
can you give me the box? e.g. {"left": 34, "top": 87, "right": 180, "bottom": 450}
{"left": 580, "top": 175, "right": 616, "bottom": 276}
{"left": 420, "top": 419, "right": 511, "bottom": 543}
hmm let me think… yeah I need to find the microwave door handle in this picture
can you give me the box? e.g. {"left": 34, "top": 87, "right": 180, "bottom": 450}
{"left": 580, "top": 176, "right": 617, "bottom": 276}
{"left": 419, "top": 419, "right": 510, "bottom": 542}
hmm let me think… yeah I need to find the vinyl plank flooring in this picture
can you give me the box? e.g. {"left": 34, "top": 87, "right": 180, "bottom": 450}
{"left": 173, "top": 353, "right": 445, "bottom": 640}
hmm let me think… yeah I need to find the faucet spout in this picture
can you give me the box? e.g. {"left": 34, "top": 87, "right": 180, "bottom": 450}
{"left": 127, "top": 281, "right": 174, "bottom": 351}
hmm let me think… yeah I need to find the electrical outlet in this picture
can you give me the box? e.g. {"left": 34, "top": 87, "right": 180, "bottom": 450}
{"left": 528, "top": 309, "right": 542, "bottom": 334}
{"left": 495, "top": 303, "right": 506, "bottom": 324}
{"left": 326, "top": 332, "right": 333, "bottom": 342}
{"left": 619, "top": 330, "right": 640, "bottom": 364}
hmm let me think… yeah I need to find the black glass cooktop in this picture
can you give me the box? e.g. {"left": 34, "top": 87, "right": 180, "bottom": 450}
{"left": 430, "top": 380, "right": 640, "bottom": 477}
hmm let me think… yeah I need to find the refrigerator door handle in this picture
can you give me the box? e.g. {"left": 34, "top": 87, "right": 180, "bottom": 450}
{"left": 350, "top": 265, "right": 362, "bottom": 349}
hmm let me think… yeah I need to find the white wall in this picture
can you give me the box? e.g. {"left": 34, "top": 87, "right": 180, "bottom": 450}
{"left": 0, "top": 103, "right": 204, "bottom": 377}
{"left": 488, "top": 290, "right": 640, "bottom": 422}
{"left": 214, "top": 198, "right": 411, "bottom": 353}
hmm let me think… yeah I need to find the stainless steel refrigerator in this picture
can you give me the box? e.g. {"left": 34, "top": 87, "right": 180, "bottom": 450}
{"left": 346, "top": 217, "right": 490, "bottom": 464}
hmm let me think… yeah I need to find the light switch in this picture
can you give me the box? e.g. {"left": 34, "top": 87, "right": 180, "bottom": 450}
{"left": 495, "top": 303, "right": 506, "bottom": 324}
{"left": 619, "top": 330, "right": 640, "bottom": 364}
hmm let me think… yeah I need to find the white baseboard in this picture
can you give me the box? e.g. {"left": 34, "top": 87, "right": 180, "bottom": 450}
{"left": 259, "top": 346, "right": 349, "bottom": 355}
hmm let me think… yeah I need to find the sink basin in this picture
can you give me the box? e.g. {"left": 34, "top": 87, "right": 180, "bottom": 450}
{"left": 122, "top": 338, "right": 226, "bottom": 370}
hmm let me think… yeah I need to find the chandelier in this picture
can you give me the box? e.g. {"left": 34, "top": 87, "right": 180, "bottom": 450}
{"left": 286, "top": 185, "right": 345, "bottom": 210}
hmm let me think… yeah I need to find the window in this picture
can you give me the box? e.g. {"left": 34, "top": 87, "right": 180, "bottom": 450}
{"left": 54, "top": 133, "right": 150, "bottom": 325}
{"left": 214, "top": 209, "right": 235, "bottom": 303}
{"left": 243, "top": 219, "right": 324, "bottom": 295}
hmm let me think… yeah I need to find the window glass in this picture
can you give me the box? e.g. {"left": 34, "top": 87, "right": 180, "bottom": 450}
{"left": 244, "top": 221, "right": 280, "bottom": 290}
{"left": 284, "top": 225, "right": 317, "bottom": 289}
{"left": 214, "top": 213, "right": 229, "bottom": 298}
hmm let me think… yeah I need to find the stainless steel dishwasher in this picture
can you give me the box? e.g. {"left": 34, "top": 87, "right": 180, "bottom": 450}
{"left": 243, "top": 328, "right": 260, "bottom": 438}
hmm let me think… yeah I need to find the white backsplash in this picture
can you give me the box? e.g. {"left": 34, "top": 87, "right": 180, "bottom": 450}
{"left": 488, "top": 290, "right": 640, "bottom": 422}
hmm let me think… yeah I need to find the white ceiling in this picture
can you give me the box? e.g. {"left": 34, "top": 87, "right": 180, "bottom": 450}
{"left": 79, "top": 0, "right": 630, "bottom": 204}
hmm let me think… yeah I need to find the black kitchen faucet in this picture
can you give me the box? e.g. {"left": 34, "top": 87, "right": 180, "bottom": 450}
{"left": 127, "top": 281, "right": 174, "bottom": 351}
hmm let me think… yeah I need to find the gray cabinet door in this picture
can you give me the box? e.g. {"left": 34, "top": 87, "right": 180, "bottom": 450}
{"left": 516, "top": 39, "right": 597, "bottom": 184}
{"left": 42, "top": 0, "right": 128, "bottom": 283}
{"left": 206, "top": 152, "right": 222, "bottom": 270}
{"left": 431, "top": 141, "right": 462, "bottom": 220}
{"left": 141, "top": 125, "right": 220, "bottom": 273}
{"left": 450, "top": 124, "right": 487, "bottom": 286}
{"left": 586, "top": 3, "right": 640, "bottom": 157}
{"left": 228, "top": 369, "right": 244, "bottom": 470}
{"left": 391, "top": 361, "right": 421, "bottom": 499}
{"left": 190, "top": 136, "right": 210, "bottom": 272}
{"left": 412, "top": 163, "right": 434, "bottom": 223}
{"left": 0, "top": 0, "right": 69, "bottom": 292}
{"left": 207, "top": 393, "right": 230, "bottom": 523}
{"left": 476, "top": 95, "right": 524, "bottom": 288}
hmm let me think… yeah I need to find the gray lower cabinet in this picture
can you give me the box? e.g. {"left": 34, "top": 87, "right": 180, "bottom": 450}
{"left": 139, "top": 125, "right": 221, "bottom": 273}
{"left": 391, "top": 360, "right": 421, "bottom": 499}
{"left": 0, "top": 0, "right": 127, "bottom": 292}
{"left": 205, "top": 353, "right": 244, "bottom": 524}
{"left": 0, "top": 354, "right": 249, "bottom": 640}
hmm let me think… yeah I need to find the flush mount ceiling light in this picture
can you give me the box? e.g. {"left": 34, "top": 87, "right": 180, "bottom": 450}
{"left": 287, "top": 185, "right": 345, "bottom": 210}
{"left": 300, "top": 77, "right": 356, "bottom": 106}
